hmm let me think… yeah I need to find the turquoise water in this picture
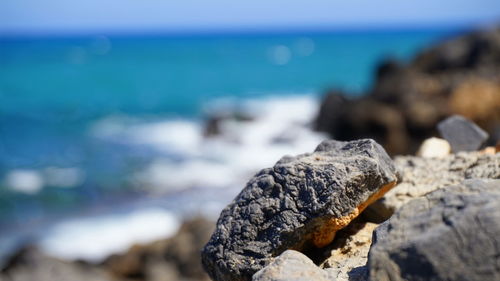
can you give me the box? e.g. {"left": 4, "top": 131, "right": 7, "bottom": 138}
{"left": 0, "top": 29, "right": 459, "bottom": 232}
{"left": 0, "top": 30, "right": 459, "bottom": 118}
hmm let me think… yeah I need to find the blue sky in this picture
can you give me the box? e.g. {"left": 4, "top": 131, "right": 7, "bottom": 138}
{"left": 1, "top": 0, "right": 500, "bottom": 35}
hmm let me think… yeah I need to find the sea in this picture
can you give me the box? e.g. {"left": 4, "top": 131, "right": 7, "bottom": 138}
{"left": 0, "top": 28, "right": 462, "bottom": 263}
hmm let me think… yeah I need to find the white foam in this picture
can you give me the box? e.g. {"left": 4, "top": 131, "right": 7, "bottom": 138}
{"left": 39, "top": 208, "right": 179, "bottom": 262}
{"left": 127, "top": 120, "right": 202, "bottom": 155}
{"left": 115, "top": 95, "right": 327, "bottom": 194}
{"left": 4, "top": 169, "right": 44, "bottom": 194}
{"left": 40, "top": 95, "right": 327, "bottom": 262}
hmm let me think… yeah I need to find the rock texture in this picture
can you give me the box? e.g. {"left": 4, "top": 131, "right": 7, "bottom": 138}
{"left": 320, "top": 220, "right": 377, "bottom": 281}
{"left": 437, "top": 115, "right": 489, "bottom": 152}
{"left": 365, "top": 151, "right": 500, "bottom": 221}
{"left": 252, "top": 250, "right": 335, "bottom": 281}
{"left": 315, "top": 27, "right": 500, "bottom": 155}
{"left": 368, "top": 179, "right": 500, "bottom": 281}
{"left": 202, "top": 139, "right": 399, "bottom": 281}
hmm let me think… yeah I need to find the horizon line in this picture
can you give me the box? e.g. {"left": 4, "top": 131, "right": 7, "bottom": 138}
{"left": 1, "top": 20, "right": 497, "bottom": 39}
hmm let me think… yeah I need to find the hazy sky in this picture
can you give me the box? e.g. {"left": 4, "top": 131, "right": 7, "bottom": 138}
{"left": 1, "top": 0, "right": 500, "bottom": 35}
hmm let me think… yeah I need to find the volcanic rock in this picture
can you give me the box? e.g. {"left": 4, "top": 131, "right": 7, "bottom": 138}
{"left": 319, "top": 220, "right": 377, "bottom": 281}
{"left": 368, "top": 179, "right": 500, "bottom": 281}
{"left": 365, "top": 151, "right": 500, "bottom": 221}
{"left": 201, "top": 139, "right": 399, "bottom": 281}
{"left": 437, "top": 115, "right": 489, "bottom": 152}
{"left": 315, "top": 27, "right": 500, "bottom": 155}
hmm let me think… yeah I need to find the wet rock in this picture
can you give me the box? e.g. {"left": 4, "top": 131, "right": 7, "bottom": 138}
{"left": 365, "top": 151, "right": 500, "bottom": 221}
{"left": 437, "top": 115, "right": 489, "bottom": 152}
{"left": 252, "top": 250, "right": 335, "bottom": 281}
{"left": 416, "top": 137, "right": 451, "bottom": 158}
{"left": 0, "top": 246, "right": 112, "bottom": 281}
{"left": 320, "top": 220, "right": 377, "bottom": 281}
{"left": 202, "top": 139, "right": 399, "bottom": 281}
{"left": 368, "top": 179, "right": 500, "bottom": 281}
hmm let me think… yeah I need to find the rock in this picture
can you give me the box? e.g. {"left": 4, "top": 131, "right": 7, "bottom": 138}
{"left": 0, "top": 246, "right": 112, "bottom": 281}
{"left": 252, "top": 250, "right": 335, "bottom": 281}
{"left": 416, "top": 137, "right": 451, "bottom": 158}
{"left": 104, "top": 217, "right": 214, "bottom": 281}
{"left": 365, "top": 151, "right": 500, "bottom": 221}
{"left": 437, "top": 115, "right": 489, "bottom": 152}
{"left": 315, "top": 95, "right": 409, "bottom": 155}
{"left": 201, "top": 139, "right": 399, "bottom": 281}
{"left": 368, "top": 179, "right": 500, "bottom": 281}
{"left": 315, "top": 27, "right": 500, "bottom": 155}
{"left": 204, "top": 112, "right": 254, "bottom": 137}
{"left": 320, "top": 220, "right": 377, "bottom": 281}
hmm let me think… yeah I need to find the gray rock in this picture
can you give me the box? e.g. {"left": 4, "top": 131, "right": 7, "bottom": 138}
{"left": 0, "top": 246, "right": 112, "bottom": 281}
{"left": 365, "top": 151, "right": 500, "bottom": 221}
{"left": 437, "top": 115, "right": 489, "bottom": 152}
{"left": 252, "top": 250, "right": 335, "bottom": 281}
{"left": 368, "top": 179, "right": 500, "bottom": 281}
{"left": 320, "top": 221, "right": 377, "bottom": 281}
{"left": 202, "top": 139, "right": 399, "bottom": 281}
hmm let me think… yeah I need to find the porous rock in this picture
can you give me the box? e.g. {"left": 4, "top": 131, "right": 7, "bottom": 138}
{"left": 320, "top": 220, "right": 377, "bottom": 281}
{"left": 437, "top": 115, "right": 489, "bottom": 152}
{"left": 368, "top": 179, "right": 500, "bottom": 281}
{"left": 365, "top": 151, "right": 500, "bottom": 221}
{"left": 202, "top": 139, "right": 399, "bottom": 281}
{"left": 252, "top": 250, "right": 335, "bottom": 281}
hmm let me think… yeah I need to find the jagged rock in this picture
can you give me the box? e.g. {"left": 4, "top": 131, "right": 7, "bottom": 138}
{"left": 0, "top": 246, "right": 112, "bottom": 281}
{"left": 320, "top": 220, "right": 377, "bottom": 281}
{"left": 365, "top": 151, "right": 500, "bottom": 221}
{"left": 315, "top": 27, "right": 500, "bottom": 155}
{"left": 437, "top": 115, "right": 489, "bottom": 152}
{"left": 202, "top": 139, "right": 399, "bottom": 281}
{"left": 252, "top": 250, "right": 335, "bottom": 281}
{"left": 416, "top": 137, "right": 451, "bottom": 158}
{"left": 368, "top": 179, "right": 500, "bottom": 281}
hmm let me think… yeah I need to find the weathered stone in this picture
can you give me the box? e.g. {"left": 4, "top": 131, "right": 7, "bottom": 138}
{"left": 0, "top": 246, "right": 112, "bottom": 281}
{"left": 365, "top": 151, "right": 500, "bottom": 221}
{"left": 368, "top": 179, "right": 500, "bottom": 281}
{"left": 104, "top": 217, "right": 214, "bottom": 281}
{"left": 315, "top": 27, "right": 500, "bottom": 156}
{"left": 437, "top": 115, "right": 489, "bottom": 152}
{"left": 252, "top": 250, "right": 334, "bottom": 281}
{"left": 320, "top": 220, "right": 377, "bottom": 281}
{"left": 202, "top": 139, "right": 399, "bottom": 281}
{"left": 416, "top": 137, "right": 451, "bottom": 158}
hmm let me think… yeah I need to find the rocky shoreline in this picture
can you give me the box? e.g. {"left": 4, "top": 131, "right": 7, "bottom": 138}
{"left": 2, "top": 27, "right": 500, "bottom": 281}
{"left": 202, "top": 134, "right": 499, "bottom": 281}
{"left": 315, "top": 26, "right": 500, "bottom": 155}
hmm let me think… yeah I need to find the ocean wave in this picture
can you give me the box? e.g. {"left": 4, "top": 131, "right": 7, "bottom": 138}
{"left": 9, "top": 94, "right": 327, "bottom": 262}
{"left": 92, "top": 95, "right": 327, "bottom": 194}
{"left": 39, "top": 208, "right": 179, "bottom": 262}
